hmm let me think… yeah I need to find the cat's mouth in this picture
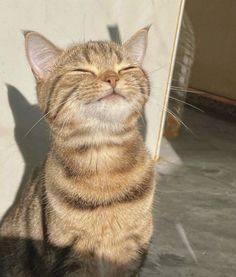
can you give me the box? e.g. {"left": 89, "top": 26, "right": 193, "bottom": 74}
{"left": 98, "top": 89, "right": 126, "bottom": 102}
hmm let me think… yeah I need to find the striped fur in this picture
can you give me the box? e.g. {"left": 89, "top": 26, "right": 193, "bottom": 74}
{"left": 0, "top": 28, "right": 155, "bottom": 276}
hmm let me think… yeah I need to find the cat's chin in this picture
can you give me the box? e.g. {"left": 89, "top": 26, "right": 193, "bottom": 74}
{"left": 82, "top": 98, "right": 131, "bottom": 124}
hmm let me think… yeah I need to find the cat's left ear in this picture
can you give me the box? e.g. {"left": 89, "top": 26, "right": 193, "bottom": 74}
{"left": 123, "top": 26, "right": 150, "bottom": 64}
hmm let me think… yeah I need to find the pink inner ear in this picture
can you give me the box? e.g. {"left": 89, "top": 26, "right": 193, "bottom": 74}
{"left": 25, "top": 33, "right": 61, "bottom": 79}
{"left": 123, "top": 28, "right": 149, "bottom": 64}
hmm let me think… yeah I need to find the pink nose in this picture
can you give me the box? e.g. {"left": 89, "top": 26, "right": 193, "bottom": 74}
{"left": 103, "top": 71, "right": 119, "bottom": 88}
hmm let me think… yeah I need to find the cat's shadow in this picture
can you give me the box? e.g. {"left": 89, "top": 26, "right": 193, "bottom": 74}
{"left": 7, "top": 84, "right": 50, "bottom": 202}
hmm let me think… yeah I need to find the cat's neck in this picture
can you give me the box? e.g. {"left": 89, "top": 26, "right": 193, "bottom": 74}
{"left": 44, "top": 126, "right": 153, "bottom": 214}
{"left": 48, "top": 126, "right": 146, "bottom": 178}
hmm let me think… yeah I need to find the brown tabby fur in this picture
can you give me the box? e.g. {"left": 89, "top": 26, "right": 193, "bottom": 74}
{"left": 0, "top": 28, "right": 155, "bottom": 276}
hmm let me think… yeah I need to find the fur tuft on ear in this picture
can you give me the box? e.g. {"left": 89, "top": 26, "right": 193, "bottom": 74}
{"left": 24, "top": 31, "right": 61, "bottom": 80}
{"left": 123, "top": 26, "right": 150, "bottom": 64}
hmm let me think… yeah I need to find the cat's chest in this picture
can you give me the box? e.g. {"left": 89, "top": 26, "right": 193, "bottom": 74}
{"left": 72, "top": 207, "right": 144, "bottom": 258}
{"left": 76, "top": 206, "right": 138, "bottom": 238}
{"left": 53, "top": 203, "right": 143, "bottom": 246}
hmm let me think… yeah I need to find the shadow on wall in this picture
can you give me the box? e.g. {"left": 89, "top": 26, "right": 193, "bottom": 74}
{"left": 7, "top": 84, "right": 50, "bottom": 201}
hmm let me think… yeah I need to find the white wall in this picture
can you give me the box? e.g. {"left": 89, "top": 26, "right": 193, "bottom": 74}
{"left": 0, "top": 0, "right": 185, "bottom": 218}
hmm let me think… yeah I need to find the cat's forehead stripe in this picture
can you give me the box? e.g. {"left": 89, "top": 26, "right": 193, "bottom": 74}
{"left": 69, "top": 41, "right": 124, "bottom": 65}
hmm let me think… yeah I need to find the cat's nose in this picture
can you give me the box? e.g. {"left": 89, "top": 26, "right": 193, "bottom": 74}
{"left": 103, "top": 71, "right": 119, "bottom": 88}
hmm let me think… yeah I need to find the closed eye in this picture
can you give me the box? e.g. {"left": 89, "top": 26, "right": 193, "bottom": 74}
{"left": 119, "top": 66, "right": 138, "bottom": 73}
{"left": 69, "top": 69, "right": 96, "bottom": 75}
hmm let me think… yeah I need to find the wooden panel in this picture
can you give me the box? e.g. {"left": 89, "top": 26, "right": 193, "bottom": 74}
{"left": 186, "top": 0, "right": 236, "bottom": 100}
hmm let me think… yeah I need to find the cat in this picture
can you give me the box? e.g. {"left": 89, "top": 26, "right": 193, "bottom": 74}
{"left": 0, "top": 27, "right": 155, "bottom": 276}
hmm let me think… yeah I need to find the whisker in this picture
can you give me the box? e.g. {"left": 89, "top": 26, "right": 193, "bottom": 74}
{"left": 123, "top": 84, "right": 194, "bottom": 96}
{"left": 170, "top": 86, "right": 199, "bottom": 95}
{"left": 58, "top": 108, "right": 74, "bottom": 138}
{"left": 139, "top": 88, "right": 203, "bottom": 113}
{"left": 167, "top": 108, "right": 194, "bottom": 135}
{"left": 168, "top": 96, "right": 203, "bottom": 113}
{"left": 142, "top": 94, "right": 195, "bottom": 135}
{"left": 23, "top": 94, "right": 79, "bottom": 138}
{"left": 23, "top": 87, "right": 117, "bottom": 138}
{"left": 148, "top": 64, "right": 168, "bottom": 74}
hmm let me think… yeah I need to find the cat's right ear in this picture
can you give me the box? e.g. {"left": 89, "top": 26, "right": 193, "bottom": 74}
{"left": 24, "top": 31, "right": 62, "bottom": 80}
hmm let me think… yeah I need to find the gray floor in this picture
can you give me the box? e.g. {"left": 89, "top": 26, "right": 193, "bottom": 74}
{"left": 142, "top": 108, "right": 236, "bottom": 277}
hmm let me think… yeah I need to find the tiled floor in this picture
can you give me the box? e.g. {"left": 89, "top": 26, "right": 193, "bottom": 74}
{"left": 142, "top": 107, "right": 236, "bottom": 276}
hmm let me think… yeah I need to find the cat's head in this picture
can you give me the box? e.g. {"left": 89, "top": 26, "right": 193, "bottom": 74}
{"left": 24, "top": 27, "right": 150, "bottom": 137}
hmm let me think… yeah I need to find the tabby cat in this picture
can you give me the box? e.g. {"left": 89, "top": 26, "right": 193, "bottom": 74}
{"left": 0, "top": 27, "right": 155, "bottom": 276}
